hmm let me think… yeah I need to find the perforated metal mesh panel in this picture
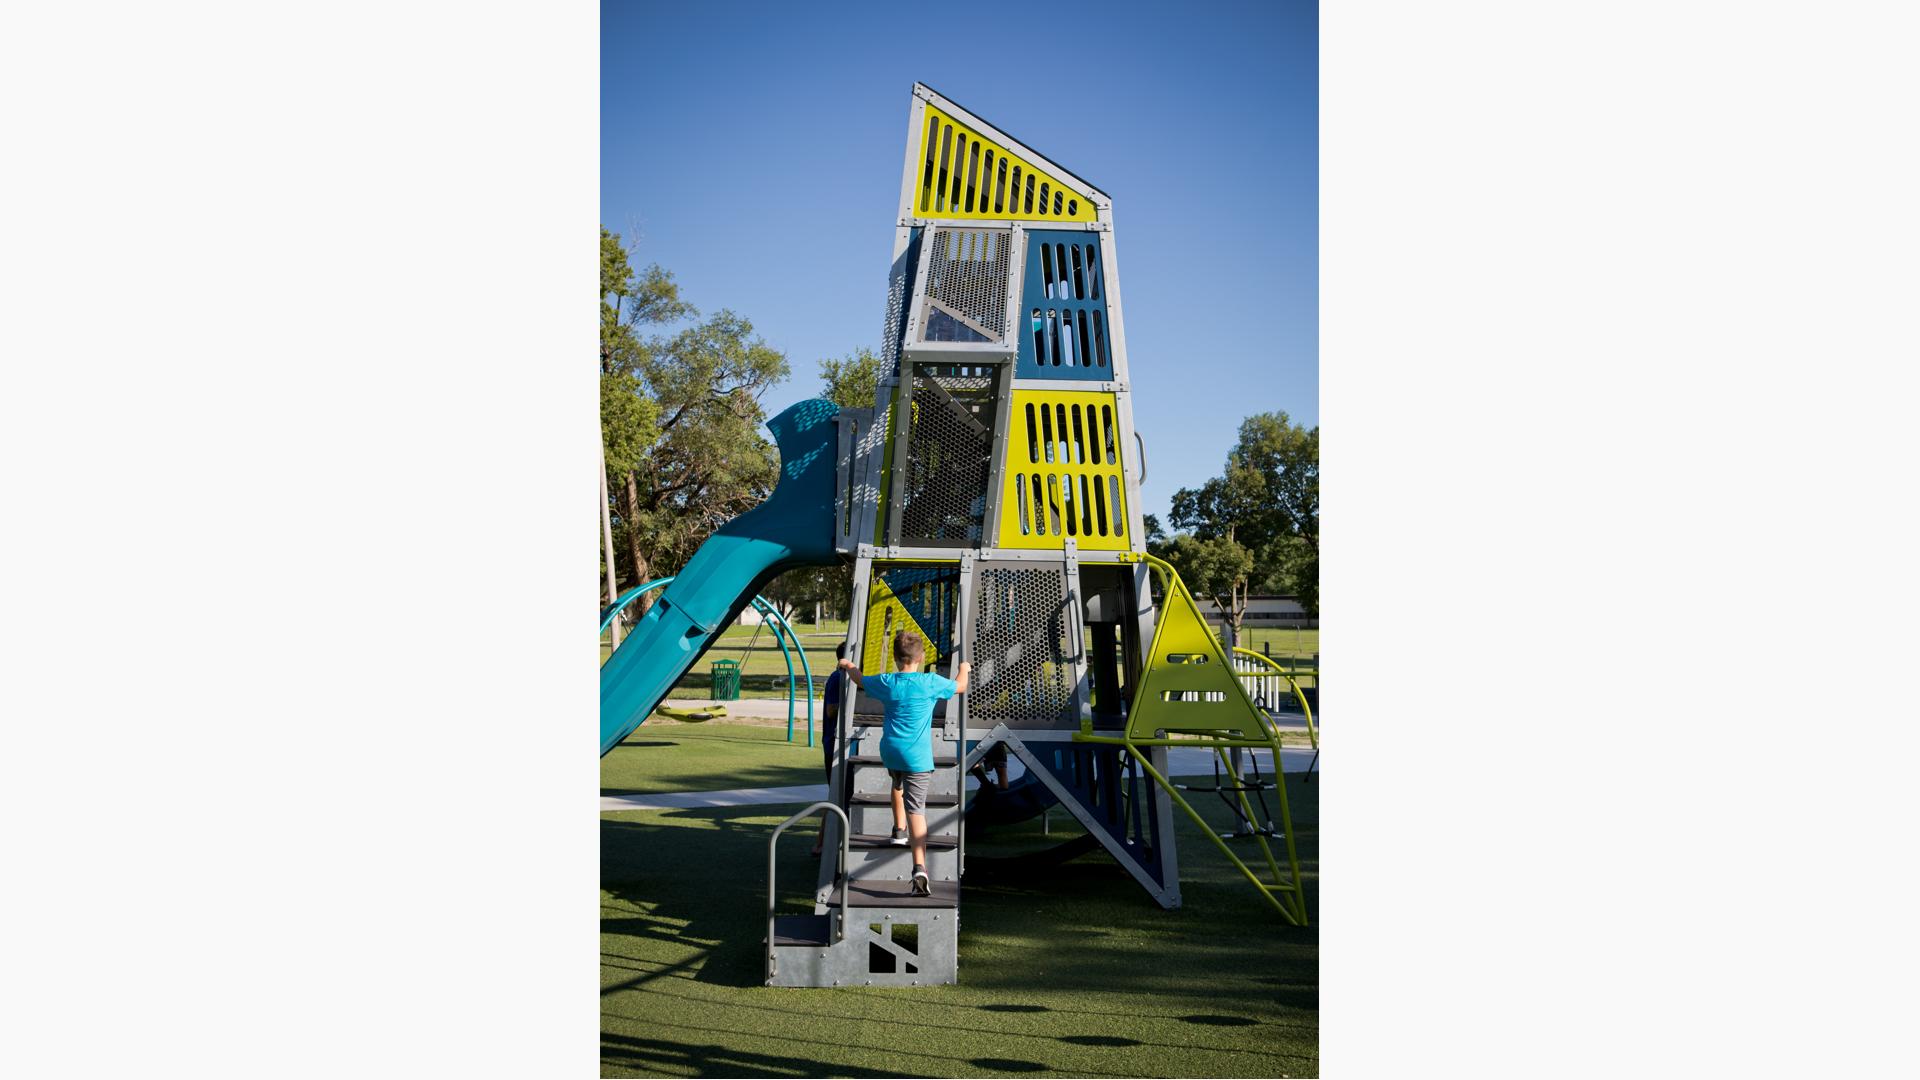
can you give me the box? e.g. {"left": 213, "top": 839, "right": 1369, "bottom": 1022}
{"left": 881, "top": 229, "right": 921, "bottom": 376}
{"left": 914, "top": 103, "right": 1098, "bottom": 223}
{"left": 1017, "top": 230, "right": 1112, "bottom": 380}
{"left": 969, "top": 564, "right": 1076, "bottom": 726}
{"left": 917, "top": 228, "right": 1009, "bottom": 343}
{"left": 997, "top": 389, "right": 1131, "bottom": 551}
{"left": 896, "top": 365, "right": 997, "bottom": 544}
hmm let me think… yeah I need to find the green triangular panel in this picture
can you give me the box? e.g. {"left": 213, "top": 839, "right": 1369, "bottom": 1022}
{"left": 1126, "top": 572, "right": 1271, "bottom": 740}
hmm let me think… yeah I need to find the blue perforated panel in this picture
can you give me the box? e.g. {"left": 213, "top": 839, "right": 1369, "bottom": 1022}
{"left": 1016, "top": 231, "right": 1112, "bottom": 381}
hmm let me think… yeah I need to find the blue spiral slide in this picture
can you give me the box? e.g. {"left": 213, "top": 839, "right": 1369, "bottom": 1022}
{"left": 600, "top": 398, "right": 842, "bottom": 756}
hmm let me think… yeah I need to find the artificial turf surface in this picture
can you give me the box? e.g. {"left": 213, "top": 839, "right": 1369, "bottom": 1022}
{"left": 602, "top": 724, "right": 1318, "bottom": 1077}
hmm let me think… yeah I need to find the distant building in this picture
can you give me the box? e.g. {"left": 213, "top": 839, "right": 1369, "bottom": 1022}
{"left": 1194, "top": 595, "right": 1317, "bottom": 630}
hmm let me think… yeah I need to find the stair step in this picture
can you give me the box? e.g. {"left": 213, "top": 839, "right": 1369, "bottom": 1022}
{"left": 771, "top": 913, "right": 834, "bottom": 948}
{"left": 850, "top": 791, "right": 959, "bottom": 807}
{"left": 849, "top": 833, "right": 958, "bottom": 849}
{"left": 828, "top": 878, "right": 960, "bottom": 909}
{"left": 849, "top": 754, "right": 958, "bottom": 767}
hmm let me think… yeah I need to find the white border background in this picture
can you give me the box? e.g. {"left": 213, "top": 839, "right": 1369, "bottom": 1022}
{"left": 3, "top": 2, "right": 1916, "bottom": 1076}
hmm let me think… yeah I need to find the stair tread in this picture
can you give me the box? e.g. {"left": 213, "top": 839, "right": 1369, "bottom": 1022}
{"left": 850, "top": 791, "right": 959, "bottom": 806}
{"left": 849, "top": 833, "right": 958, "bottom": 849}
{"left": 849, "top": 754, "right": 958, "bottom": 766}
{"left": 771, "top": 913, "right": 834, "bottom": 948}
{"left": 828, "top": 878, "right": 960, "bottom": 909}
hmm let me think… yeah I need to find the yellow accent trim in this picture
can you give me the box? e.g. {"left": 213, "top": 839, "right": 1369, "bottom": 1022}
{"left": 915, "top": 104, "right": 1098, "bottom": 223}
{"left": 996, "top": 389, "right": 1131, "bottom": 551}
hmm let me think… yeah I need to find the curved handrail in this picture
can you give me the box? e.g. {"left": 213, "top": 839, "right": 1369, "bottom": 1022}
{"left": 758, "top": 603, "right": 817, "bottom": 746}
{"left": 600, "top": 575, "right": 816, "bottom": 745}
{"left": 767, "top": 801, "right": 850, "bottom": 983}
{"left": 1231, "top": 647, "right": 1318, "bottom": 749}
{"left": 599, "top": 577, "right": 677, "bottom": 635}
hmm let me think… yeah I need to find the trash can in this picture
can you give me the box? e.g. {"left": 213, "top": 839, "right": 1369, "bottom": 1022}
{"left": 710, "top": 658, "right": 742, "bottom": 701}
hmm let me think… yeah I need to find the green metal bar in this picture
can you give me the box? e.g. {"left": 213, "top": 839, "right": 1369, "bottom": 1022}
{"left": 1214, "top": 745, "right": 1288, "bottom": 902}
{"left": 763, "top": 602, "right": 815, "bottom": 747}
{"left": 1232, "top": 646, "right": 1317, "bottom": 749}
{"left": 1098, "top": 550, "right": 1311, "bottom": 923}
{"left": 748, "top": 596, "right": 798, "bottom": 744}
{"left": 782, "top": 610, "right": 816, "bottom": 748}
{"left": 1123, "top": 737, "right": 1302, "bottom": 925}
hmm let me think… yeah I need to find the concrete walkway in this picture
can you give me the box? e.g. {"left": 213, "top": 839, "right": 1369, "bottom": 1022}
{"left": 600, "top": 744, "right": 1318, "bottom": 812}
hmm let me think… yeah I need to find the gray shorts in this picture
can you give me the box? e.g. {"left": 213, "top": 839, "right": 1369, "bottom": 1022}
{"left": 890, "top": 769, "right": 932, "bottom": 816}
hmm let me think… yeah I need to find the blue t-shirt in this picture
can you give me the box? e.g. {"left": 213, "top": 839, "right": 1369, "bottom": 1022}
{"left": 862, "top": 671, "right": 958, "bottom": 773}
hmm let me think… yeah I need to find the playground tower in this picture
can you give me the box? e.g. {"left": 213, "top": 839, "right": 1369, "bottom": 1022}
{"left": 762, "top": 85, "right": 1308, "bottom": 988}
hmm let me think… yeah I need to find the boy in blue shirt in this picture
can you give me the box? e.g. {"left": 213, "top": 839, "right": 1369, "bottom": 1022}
{"left": 838, "top": 630, "right": 970, "bottom": 896}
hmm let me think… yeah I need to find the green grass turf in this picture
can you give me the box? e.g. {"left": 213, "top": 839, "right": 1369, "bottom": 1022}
{"left": 601, "top": 726, "right": 1318, "bottom": 1077}
{"left": 601, "top": 723, "right": 827, "bottom": 796}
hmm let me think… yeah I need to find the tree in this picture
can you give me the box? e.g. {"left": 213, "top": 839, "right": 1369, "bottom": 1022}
{"left": 819, "top": 347, "right": 885, "bottom": 409}
{"left": 1157, "top": 412, "right": 1320, "bottom": 644}
{"left": 625, "top": 311, "right": 788, "bottom": 576}
{"left": 1156, "top": 532, "right": 1256, "bottom": 642}
{"left": 601, "top": 226, "right": 789, "bottom": 612}
{"left": 601, "top": 227, "right": 682, "bottom": 620}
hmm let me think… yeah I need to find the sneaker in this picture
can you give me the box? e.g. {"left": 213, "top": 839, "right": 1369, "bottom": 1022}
{"left": 911, "top": 867, "right": 931, "bottom": 896}
{"left": 888, "top": 827, "right": 909, "bottom": 847}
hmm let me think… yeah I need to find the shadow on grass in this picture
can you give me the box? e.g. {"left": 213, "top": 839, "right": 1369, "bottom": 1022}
{"left": 601, "top": 729, "right": 825, "bottom": 797}
{"left": 602, "top": 804, "right": 823, "bottom": 990}
{"left": 602, "top": 1031, "right": 916, "bottom": 1079}
{"left": 602, "top": 775, "right": 1320, "bottom": 1073}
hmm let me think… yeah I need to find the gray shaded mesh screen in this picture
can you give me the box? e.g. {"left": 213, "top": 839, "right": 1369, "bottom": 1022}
{"left": 881, "top": 230, "right": 921, "bottom": 376}
{"left": 919, "top": 228, "right": 1009, "bottom": 342}
{"left": 899, "top": 368, "right": 995, "bottom": 543}
{"left": 969, "top": 566, "right": 1074, "bottom": 725}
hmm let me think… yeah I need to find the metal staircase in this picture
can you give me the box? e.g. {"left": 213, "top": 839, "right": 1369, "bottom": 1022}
{"left": 766, "top": 692, "right": 965, "bottom": 987}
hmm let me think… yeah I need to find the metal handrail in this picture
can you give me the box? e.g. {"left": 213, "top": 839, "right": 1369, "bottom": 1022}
{"left": 766, "top": 801, "right": 850, "bottom": 982}
{"left": 1231, "top": 647, "right": 1318, "bottom": 749}
{"left": 600, "top": 575, "right": 816, "bottom": 746}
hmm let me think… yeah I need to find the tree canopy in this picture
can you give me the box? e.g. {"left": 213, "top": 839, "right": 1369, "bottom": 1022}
{"left": 601, "top": 226, "right": 789, "bottom": 599}
{"left": 1153, "top": 411, "right": 1319, "bottom": 634}
{"left": 818, "top": 346, "right": 885, "bottom": 410}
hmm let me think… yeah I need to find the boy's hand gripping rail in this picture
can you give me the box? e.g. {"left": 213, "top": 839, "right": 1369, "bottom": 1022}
{"left": 766, "top": 801, "right": 851, "bottom": 982}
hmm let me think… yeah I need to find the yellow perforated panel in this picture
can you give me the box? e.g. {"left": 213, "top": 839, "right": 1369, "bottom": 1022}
{"left": 915, "top": 104, "right": 1098, "bottom": 223}
{"left": 997, "top": 389, "right": 1130, "bottom": 551}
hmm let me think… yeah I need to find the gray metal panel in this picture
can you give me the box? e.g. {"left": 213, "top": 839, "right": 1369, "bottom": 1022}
{"left": 893, "top": 93, "right": 930, "bottom": 226}
{"left": 909, "top": 226, "right": 1014, "bottom": 347}
{"left": 904, "top": 217, "right": 1103, "bottom": 232}
{"left": 859, "top": 543, "right": 1140, "bottom": 564}
{"left": 769, "top": 908, "right": 957, "bottom": 987}
{"left": 1092, "top": 225, "right": 1149, "bottom": 543}
{"left": 966, "top": 559, "right": 1078, "bottom": 731}
{"left": 855, "top": 396, "right": 892, "bottom": 547}
{"left": 834, "top": 409, "right": 858, "bottom": 553}
{"left": 1062, "top": 538, "right": 1091, "bottom": 721}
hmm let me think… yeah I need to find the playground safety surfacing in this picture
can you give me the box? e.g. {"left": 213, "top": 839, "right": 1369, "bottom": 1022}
{"left": 600, "top": 726, "right": 1318, "bottom": 1079}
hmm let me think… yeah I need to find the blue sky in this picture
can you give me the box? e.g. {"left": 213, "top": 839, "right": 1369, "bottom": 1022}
{"left": 602, "top": 0, "right": 1316, "bottom": 523}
